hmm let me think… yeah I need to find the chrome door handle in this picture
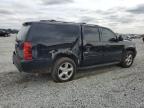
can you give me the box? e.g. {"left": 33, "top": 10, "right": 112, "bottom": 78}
{"left": 84, "top": 51, "right": 89, "bottom": 54}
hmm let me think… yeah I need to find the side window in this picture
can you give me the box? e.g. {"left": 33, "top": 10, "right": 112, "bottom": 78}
{"left": 30, "top": 23, "right": 80, "bottom": 44}
{"left": 101, "top": 28, "right": 116, "bottom": 42}
{"left": 84, "top": 26, "right": 100, "bottom": 42}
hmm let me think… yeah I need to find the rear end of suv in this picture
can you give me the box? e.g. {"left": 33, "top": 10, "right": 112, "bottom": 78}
{"left": 13, "top": 23, "right": 30, "bottom": 71}
{"left": 13, "top": 22, "right": 50, "bottom": 73}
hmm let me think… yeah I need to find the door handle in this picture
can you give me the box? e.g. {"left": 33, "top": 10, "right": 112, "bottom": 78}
{"left": 84, "top": 51, "right": 89, "bottom": 54}
{"left": 84, "top": 45, "right": 92, "bottom": 54}
{"left": 86, "top": 45, "right": 91, "bottom": 49}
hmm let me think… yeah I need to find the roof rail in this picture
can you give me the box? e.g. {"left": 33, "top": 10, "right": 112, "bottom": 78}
{"left": 40, "top": 20, "right": 86, "bottom": 24}
{"left": 23, "top": 22, "right": 32, "bottom": 26}
{"left": 39, "top": 20, "right": 99, "bottom": 26}
{"left": 40, "top": 20, "right": 72, "bottom": 24}
{"left": 40, "top": 20, "right": 56, "bottom": 22}
{"left": 80, "top": 22, "right": 86, "bottom": 24}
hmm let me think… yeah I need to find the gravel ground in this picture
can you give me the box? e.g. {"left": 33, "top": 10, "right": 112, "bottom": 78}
{"left": 0, "top": 35, "right": 144, "bottom": 108}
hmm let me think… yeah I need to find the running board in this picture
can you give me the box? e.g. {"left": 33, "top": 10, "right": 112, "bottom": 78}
{"left": 78, "top": 62, "right": 120, "bottom": 70}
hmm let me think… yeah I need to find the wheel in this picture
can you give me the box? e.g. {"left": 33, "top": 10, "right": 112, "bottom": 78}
{"left": 51, "top": 57, "right": 77, "bottom": 82}
{"left": 120, "top": 51, "right": 134, "bottom": 68}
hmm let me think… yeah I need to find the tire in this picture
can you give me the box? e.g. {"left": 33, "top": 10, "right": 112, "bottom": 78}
{"left": 120, "top": 51, "right": 134, "bottom": 68}
{"left": 51, "top": 57, "right": 77, "bottom": 82}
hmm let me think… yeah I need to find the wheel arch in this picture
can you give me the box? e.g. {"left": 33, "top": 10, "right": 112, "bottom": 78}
{"left": 124, "top": 47, "right": 137, "bottom": 58}
{"left": 52, "top": 53, "right": 79, "bottom": 66}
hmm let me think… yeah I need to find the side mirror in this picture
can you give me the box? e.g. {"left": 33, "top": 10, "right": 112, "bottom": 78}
{"left": 109, "top": 38, "right": 117, "bottom": 42}
{"left": 118, "top": 35, "right": 124, "bottom": 41}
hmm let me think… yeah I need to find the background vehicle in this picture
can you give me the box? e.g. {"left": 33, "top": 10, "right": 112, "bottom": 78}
{"left": 13, "top": 20, "right": 137, "bottom": 82}
{"left": 0, "top": 29, "right": 9, "bottom": 37}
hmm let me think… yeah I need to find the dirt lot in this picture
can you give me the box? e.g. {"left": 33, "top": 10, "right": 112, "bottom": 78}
{"left": 0, "top": 35, "right": 144, "bottom": 108}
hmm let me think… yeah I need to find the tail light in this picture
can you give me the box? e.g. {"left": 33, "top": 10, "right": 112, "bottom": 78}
{"left": 23, "top": 42, "right": 32, "bottom": 60}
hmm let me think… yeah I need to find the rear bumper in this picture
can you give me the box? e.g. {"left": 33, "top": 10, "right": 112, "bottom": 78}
{"left": 13, "top": 52, "right": 52, "bottom": 73}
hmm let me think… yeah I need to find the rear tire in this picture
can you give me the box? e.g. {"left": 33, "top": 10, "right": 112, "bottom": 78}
{"left": 120, "top": 51, "right": 134, "bottom": 68}
{"left": 51, "top": 57, "right": 77, "bottom": 82}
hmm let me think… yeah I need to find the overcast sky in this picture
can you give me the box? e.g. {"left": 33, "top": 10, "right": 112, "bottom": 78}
{"left": 0, "top": 0, "right": 144, "bottom": 34}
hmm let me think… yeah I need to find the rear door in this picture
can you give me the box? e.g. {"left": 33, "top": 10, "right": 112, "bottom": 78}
{"left": 82, "top": 25, "right": 103, "bottom": 66}
{"left": 100, "top": 27, "right": 124, "bottom": 63}
{"left": 15, "top": 25, "right": 30, "bottom": 59}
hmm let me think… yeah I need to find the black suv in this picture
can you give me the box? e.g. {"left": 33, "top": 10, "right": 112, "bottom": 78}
{"left": 13, "top": 20, "right": 137, "bottom": 82}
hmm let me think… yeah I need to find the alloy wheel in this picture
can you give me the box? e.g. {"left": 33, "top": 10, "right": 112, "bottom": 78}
{"left": 58, "top": 62, "right": 74, "bottom": 81}
{"left": 125, "top": 54, "right": 133, "bottom": 66}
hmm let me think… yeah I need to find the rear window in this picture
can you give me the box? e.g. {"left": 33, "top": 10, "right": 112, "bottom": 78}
{"left": 16, "top": 25, "right": 30, "bottom": 41}
{"left": 29, "top": 23, "right": 80, "bottom": 44}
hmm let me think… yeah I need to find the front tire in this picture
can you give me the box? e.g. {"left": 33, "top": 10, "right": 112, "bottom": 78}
{"left": 51, "top": 57, "right": 77, "bottom": 82}
{"left": 120, "top": 51, "right": 134, "bottom": 68}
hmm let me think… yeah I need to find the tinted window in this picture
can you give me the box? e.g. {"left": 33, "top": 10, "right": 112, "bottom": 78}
{"left": 101, "top": 28, "right": 116, "bottom": 42}
{"left": 16, "top": 25, "right": 30, "bottom": 41}
{"left": 84, "top": 26, "right": 100, "bottom": 42}
{"left": 30, "top": 23, "right": 80, "bottom": 44}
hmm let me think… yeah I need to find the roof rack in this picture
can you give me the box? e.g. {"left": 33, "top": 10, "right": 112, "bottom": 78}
{"left": 39, "top": 20, "right": 100, "bottom": 27}
{"left": 40, "top": 20, "right": 87, "bottom": 24}
{"left": 40, "top": 20, "right": 56, "bottom": 22}
{"left": 40, "top": 20, "right": 70, "bottom": 23}
{"left": 23, "top": 22, "right": 32, "bottom": 26}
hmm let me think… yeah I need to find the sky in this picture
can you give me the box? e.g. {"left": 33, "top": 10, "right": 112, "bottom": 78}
{"left": 0, "top": 0, "right": 144, "bottom": 34}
